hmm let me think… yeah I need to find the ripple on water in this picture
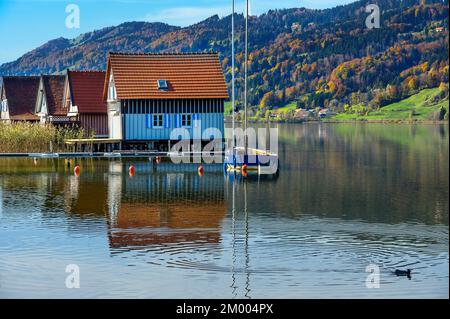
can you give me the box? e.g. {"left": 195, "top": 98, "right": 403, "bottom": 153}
{"left": 102, "top": 216, "right": 448, "bottom": 294}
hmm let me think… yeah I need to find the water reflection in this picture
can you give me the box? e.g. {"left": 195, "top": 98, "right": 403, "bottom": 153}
{"left": 264, "top": 123, "right": 449, "bottom": 225}
{"left": 106, "top": 161, "right": 226, "bottom": 251}
{"left": 228, "top": 176, "right": 251, "bottom": 298}
{"left": 0, "top": 124, "right": 448, "bottom": 298}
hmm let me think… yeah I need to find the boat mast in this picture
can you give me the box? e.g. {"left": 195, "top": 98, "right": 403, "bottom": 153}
{"left": 244, "top": 0, "right": 249, "bottom": 152}
{"left": 231, "top": 0, "right": 236, "bottom": 154}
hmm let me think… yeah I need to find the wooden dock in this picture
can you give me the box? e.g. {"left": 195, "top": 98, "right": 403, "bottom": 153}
{"left": 0, "top": 138, "right": 225, "bottom": 158}
{"left": 0, "top": 150, "right": 225, "bottom": 158}
{"left": 65, "top": 138, "right": 122, "bottom": 153}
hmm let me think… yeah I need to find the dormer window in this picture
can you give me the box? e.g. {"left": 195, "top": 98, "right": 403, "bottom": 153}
{"left": 157, "top": 80, "right": 169, "bottom": 91}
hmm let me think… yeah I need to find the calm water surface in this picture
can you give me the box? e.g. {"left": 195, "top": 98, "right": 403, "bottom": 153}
{"left": 0, "top": 124, "right": 448, "bottom": 298}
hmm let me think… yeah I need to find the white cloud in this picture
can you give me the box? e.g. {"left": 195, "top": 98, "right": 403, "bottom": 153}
{"left": 144, "top": 6, "right": 231, "bottom": 27}
{"left": 142, "top": 1, "right": 275, "bottom": 27}
{"left": 144, "top": 1, "right": 355, "bottom": 27}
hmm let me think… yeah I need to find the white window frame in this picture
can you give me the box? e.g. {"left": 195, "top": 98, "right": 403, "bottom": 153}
{"left": 109, "top": 85, "right": 116, "bottom": 101}
{"left": 41, "top": 97, "right": 47, "bottom": 114}
{"left": 181, "top": 113, "right": 192, "bottom": 128}
{"left": 153, "top": 113, "right": 164, "bottom": 129}
{"left": 108, "top": 74, "right": 117, "bottom": 101}
{"left": 1, "top": 99, "right": 7, "bottom": 112}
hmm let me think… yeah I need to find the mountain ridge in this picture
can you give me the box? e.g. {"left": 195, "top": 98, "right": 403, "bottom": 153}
{"left": 1, "top": 0, "right": 448, "bottom": 111}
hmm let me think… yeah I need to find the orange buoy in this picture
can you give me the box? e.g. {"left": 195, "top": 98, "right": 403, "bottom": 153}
{"left": 74, "top": 165, "right": 81, "bottom": 176}
{"left": 198, "top": 165, "right": 204, "bottom": 176}
{"left": 155, "top": 156, "right": 161, "bottom": 164}
{"left": 241, "top": 164, "right": 248, "bottom": 177}
{"left": 129, "top": 165, "right": 135, "bottom": 176}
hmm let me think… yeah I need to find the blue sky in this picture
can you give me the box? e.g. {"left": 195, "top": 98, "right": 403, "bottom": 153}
{"left": 0, "top": 0, "right": 354, "bottom": 64}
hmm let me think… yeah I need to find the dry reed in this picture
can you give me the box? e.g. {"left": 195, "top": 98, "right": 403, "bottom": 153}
{"left": 0, "top": 122, "right": 85, "bottom": 153}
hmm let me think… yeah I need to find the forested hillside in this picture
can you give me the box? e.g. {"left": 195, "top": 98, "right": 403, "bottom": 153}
{"left": 0, "top": 0, "right": 448, "bottom": 112}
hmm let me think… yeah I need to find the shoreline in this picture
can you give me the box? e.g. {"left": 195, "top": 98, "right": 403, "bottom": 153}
{"left": 224, "top": 119, "right": 449, "bottom": 125}
{"left": 321, "top": 119, "right": 449, "bottom": 125}
{"left": 2, "top": 121, "right": 448, "bottom": 155}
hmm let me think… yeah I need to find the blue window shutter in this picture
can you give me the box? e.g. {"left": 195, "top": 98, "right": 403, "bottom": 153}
{"left": 146, "top": 114, "right": 153, "bottom": 128}
{"left": 164, "top": 114, "right": 170, "bottom": 128}
{"left": 194, "top": 113, "right": 200, "bottom": 128}
{"left": 175, "top": 114, "right": 181, "bottom": 128}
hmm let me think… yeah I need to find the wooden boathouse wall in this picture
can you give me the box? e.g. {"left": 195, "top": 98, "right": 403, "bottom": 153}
{"left": 121, "top": 98, "right": 225, "bottom": 141}
{"left": 79, "top": 113, "right": 108, "bottom": 137}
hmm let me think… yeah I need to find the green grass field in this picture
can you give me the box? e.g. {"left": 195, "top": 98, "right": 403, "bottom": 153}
{"left": 273, "top": 102, "right": 297, "bottom": 114}
{"left": 225, "top": 101, "right": 297, "bottom": 117}
{"left": 330, "top": 88, "right": 448, "bottom": 122}
{"left": 225, "top": 88, "right": 448, "bottom": 122}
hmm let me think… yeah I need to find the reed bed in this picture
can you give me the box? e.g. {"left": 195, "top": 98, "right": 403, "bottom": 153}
{"left": 0, "top": 122, "right": 85, "bottom": 153}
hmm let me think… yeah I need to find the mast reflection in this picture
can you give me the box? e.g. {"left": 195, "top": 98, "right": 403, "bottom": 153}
{"left": 227, "top": 173, "right": 251, "bottom": 299}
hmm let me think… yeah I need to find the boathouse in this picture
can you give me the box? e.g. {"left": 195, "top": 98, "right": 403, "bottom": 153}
{"left": 103, "top": 52, "right": 229, "bottom": 150}
{"left": 64, "top": 70, "right": 108, "bottom": 137}
{"left": 0, "top": 76, "right": 40, "bottom": 122}
{"left": 35, "top": 75, "right": 74, "bottom": 125}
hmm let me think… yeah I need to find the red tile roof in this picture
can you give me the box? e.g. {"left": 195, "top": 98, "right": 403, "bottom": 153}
{"left": 42, "top": 75, "right": 66, "bottom": 116}
{"left": 104, "top": 52, "right": 229, "bottom": 100}
{"left": 2, "top": 76, "right": 40, "bottom": 121}
{"left": 68, "top": 70, "right": 107, "bottom": 114}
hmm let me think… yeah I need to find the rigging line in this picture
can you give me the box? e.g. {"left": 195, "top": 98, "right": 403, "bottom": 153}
{"left": 231, "top": 0, "right": 236, "bottom": 155}
{"left": 244, "top": 0, "right": 249, "bottom": 152}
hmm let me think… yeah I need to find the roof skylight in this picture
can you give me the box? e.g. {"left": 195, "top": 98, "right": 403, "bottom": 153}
{"left": 157, "top": 80, "right": 169, "bottom": 91}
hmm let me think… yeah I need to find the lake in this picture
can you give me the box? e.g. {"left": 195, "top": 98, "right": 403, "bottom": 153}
{"left": 0, "top": 123, "right": 448, "bottom": 298}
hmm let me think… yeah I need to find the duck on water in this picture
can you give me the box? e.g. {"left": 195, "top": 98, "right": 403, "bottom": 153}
{"left": 394, "top": 269, "right": 412, "bottom": 279}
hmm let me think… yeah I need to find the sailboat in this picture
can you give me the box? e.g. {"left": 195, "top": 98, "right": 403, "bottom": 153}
{"left": 225, "top": 0, "right": 279, "bottom": 175}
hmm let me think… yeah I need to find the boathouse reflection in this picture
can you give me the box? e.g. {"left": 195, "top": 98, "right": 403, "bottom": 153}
{"left": 104, "top": 161, "right": 226, "bottom": 251}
